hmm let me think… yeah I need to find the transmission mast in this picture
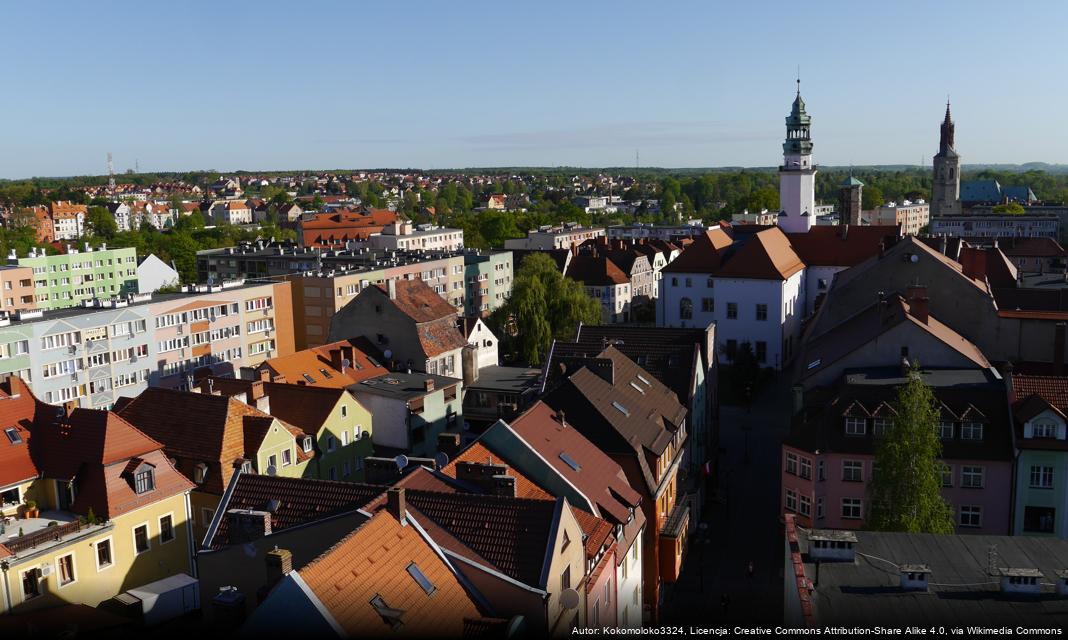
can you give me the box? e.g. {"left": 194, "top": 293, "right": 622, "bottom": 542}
{"left": 107, "top": 152, "right": 116, "bottom": 191}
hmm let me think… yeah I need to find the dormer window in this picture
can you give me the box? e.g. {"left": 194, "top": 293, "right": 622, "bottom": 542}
{"left": 128, "top": 461, "right": 156, "bottom": 494}
{"left": 844, "top": 417, "right": 866, "bottom": 436}
{"left": 194, "top": 462, "right": 208, "bottom": 484}
{"left": 961, "top": 421, "right": 984, "bottom": 441}
{"left": 241, "top": 460, "right": 253, "bottom": 474}
{"left": 303, "top": 436, "right": 313, "bottom": 453}
{"left": 1032, "top": 419, "right": 1057, "bottom": 439}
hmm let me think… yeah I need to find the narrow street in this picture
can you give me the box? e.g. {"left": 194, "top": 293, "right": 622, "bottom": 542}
{"left": 664, "top": 377, "right": 791, "bottom": 625}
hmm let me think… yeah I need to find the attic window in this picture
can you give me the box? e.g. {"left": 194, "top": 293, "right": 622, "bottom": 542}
{"left": 636, "top": 374, "right": 651, "bottom": 387}
{"left": 134, "top": 465, "right": 156, "bottom": 494}
{"left": 369, "top": 594, "right": 405, "bottom": 630}
{"left": 406, "top": 562, "right": 437, "bottom": 596}
{"left": 194, "top": 463, "right": 208, "bottom": 484}
{"left": 560, "top": 452, "right": 582, "bottom": 472}
{"left": 319, "top": 368, "right": 333, "bottom": 379}
{"left": 303, "top": 436, "right": 313, "bottom": 453}
{"left": 4, "top": 428, "right": 22, "bottom": 444}
{"left": 612, "top": 401, "right": 631, "bottom": 417}
{"left": 806, "top": 359, "right": 822, "bottom": 370}
{"left": 302, "top": 373, "right": 316, "bottom": 384}
{"left": 629, "top": 381, "right": 646, "bottom": 395}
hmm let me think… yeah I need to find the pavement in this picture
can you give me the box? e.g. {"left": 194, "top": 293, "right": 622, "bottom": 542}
{"left": 663, "top": 375, "right": 791, "bottom": 625}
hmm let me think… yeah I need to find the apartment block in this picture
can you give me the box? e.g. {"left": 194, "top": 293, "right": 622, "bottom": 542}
{"left": 15, "top": 244, "right": 138, "bottom": 311}
{"left": 0, "top": 265, "right": 36, "bottom": 313}
{"left": 0, "top": 280, "right": 295, "bottom": 410}
{"left": 463, "top": 250, "right": 512, "bottom": 317}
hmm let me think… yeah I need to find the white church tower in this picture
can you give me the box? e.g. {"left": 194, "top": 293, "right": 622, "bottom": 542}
{"left": 778, "top": 80, "right": 816, "bottom": 233}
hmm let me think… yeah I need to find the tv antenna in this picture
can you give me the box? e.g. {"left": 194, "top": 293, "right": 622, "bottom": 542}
{"left": 107, "top": 153, "right": 116, "bottom": 191}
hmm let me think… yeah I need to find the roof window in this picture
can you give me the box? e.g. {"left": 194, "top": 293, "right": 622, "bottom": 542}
{"left": 4, "top": 428, "right": 22, "bottom": 444}
{"left": 612, "top": 401, "right": 630, "bottom": 417}
{"left": 302, "top": 373, "right": 316, "bottom": 383}
{"left": 560, "top": 452, "right": 582, "bottom": 472}
{"left": 406, "top": 562, "right": 437, "bottom": 596}
{"left": 629, "top": 381, "right": 646, "bottom": 395}
{"left": 636, "top": 374, "right": 652, "bottom": 386}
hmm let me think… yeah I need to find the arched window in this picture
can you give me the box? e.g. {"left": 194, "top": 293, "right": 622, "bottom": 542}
{"left": 680, "top": 297, "right": 693, "bottom": 320}
{"left": 949, "top": 168, "right": 955, "bottom": 180}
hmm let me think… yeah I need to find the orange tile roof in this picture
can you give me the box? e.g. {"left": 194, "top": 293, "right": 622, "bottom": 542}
{"left": 716, "top": 228, "right": 805, "bottom": 280}
{"left": 0, "top": 379, "right": 39, "bottom": 488}
{"left": 441, "top": 441, "right": 554, "bottom": 501}
{"left": 786, "top": 226, "right": 900, "bottom": 267}
{"left": 298, "top": 510, "right": 486, "bottom": 637}
{"left": 378, "top": 279, "right": 460, "bottom": 323}
{"left": 260, "top": 340, "right": 389, "bottom": 389}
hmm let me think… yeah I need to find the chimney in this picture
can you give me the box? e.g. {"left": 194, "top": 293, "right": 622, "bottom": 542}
{"left": 387, "top": 487, "right": 407, "bottom": 526}
{"left": 265, "top": 547, "right": 293, "bottom": 589}
{"left": 437, "top": 432, "right": 461, "bottom": 459}
{"left": 455, "top": 461, "right": 517, "bottom": 497}
{"left": 1056, "top": 323, "right": 1066, "bottom": 375}
{"left": 557, "top": 410, "right": 567, "bottom": 428}
{"left": 906, "top": 285, "right": 929, "bottom": 324}
{"left": 258, "top": 367, "right": 271, "bottom": 382}
{"left": 423, "top": 378, "right": 435, "bottom": 392}
{"left": 330, "top": 347, "right": 343, "bottom": 372}
{"left": 387, "top": 278, "right": 397, "bottom": 300}
{"left": 899, "top": 565, "right": 931, "bottom": 592}
{"left": 226, "top": 509, "right": 272, "bottom": 542}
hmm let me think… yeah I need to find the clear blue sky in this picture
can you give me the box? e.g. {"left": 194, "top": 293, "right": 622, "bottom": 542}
{"left": 3, "top": 0, "right": 1066, "bottom": 178}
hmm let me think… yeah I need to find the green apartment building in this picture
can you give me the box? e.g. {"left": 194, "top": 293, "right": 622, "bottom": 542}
{"left": 463, "top": 250, "right": 512, "bottom": 317}
{"left": 17, "top": 244, "right": 138, "bottom": 310}
{"left": 1013, "top": 373, "right": 1068, "bottom": 537}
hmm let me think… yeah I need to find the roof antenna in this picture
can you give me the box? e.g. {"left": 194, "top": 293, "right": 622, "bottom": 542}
{"left": 796, "top": 65, "right": 801, "bottom": 96}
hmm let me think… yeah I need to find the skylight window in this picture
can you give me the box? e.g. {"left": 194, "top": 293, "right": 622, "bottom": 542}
{"left": 302, "top": 373, "right": 316, "bottom": 383}
{"left": 319, "top": 368, "right": 333, "bottom": 379}
{"left": 612, "top": 401, "right": 630, "bottom": 417}
{"left": 406, "top": 562, "right": 437, "bottom": 596}
{"left": 559, "top": 452, "right": 582, "bottom": 472}
{"left": 4, "top": 428, "right": 22, "bottom": 445}
{"left": 629, "top": 381, "right": 646, "bottom": 395}
{"left": 807, "top": 359, "right": 822, "bottom": 370}
{"left": 636, "top": 374, "right": 652, "bottom": 386}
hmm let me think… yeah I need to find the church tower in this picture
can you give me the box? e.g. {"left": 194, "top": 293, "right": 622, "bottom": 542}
{"left": 778, "top": 81, "right": 817, "bottom": 233}
{"left": 931, "top": 102, "right": 961, "bottom": 216}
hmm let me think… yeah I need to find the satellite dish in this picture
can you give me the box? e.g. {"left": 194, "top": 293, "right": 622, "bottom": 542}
{"left": 242, "top": 543, "right": 257, "bottom": 558}
{"left": 910, "top": 254, "right": 919, "bottom": 263}
{"left": 394, "top": 454, "right": 409, "bottom": 471}
{"left": 383, "top": 349, "right": 393, "bottom": 360}
{"left": 434, "top": 452, "right": 449, "bottom": 468}
{"left": 266, "top": 465, "right": 277, "bottom": 477}
{"left": 341, "top": 358, "right": 351, "bottom": 369}
{"left": 560, "top": 588, "right": 581, "bottom": 609}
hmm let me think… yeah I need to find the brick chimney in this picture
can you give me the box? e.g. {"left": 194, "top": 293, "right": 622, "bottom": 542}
{"left": 387, "top": 279, "right": 397, "bottom": 300}
{"left": 906, "top": 285, "right": 929, "bottom": 324}
{"left": 257, "top": 367, "right": 272, "bottom": 382}
{"left": 960, "top": 247, "right": 988, "bottom": 282}
{"left": 455, "top": 461, "right": 517, "bottom": 497}
{"left": 387, "top": 487, "right": 407, "bottom": 526}
{"left": 423, "top": 378, "right": 435, "bottom": 392}
{"left": 265, "top": 547, "right": 293, "bottom": 588}
{"left": 437, "top": 432, "right": 461, "bottom": 459}
{"left": 227, "top": 509, "right": 272, "bottom": 542}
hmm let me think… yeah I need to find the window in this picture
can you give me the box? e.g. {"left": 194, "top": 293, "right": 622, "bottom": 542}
{"left": 327, "top": 436, "right": 337, "bottom": 452}
{"left": 841, "top": 498, "right": 862, "bottom": 520}
{"left": 341, "top": 430, "right": 350, "bottom": 446}
{"left": 684, "top": 278, "right": 692, "bottom": 288}
{"left": 799, "top": 457, "right": 812, "bottom": 480}
{"left": 872, "top": 418, "right": 892, "bottom": 437}
{"left": 406, "top": 562, "right": 437, "bottom": 595}
{"left": 941, "top": 464, "right": 953, "bottom": 487}
{"left": 194, "top": 463, "right": 208, "bottom": 484}
{"left": 1032, "top": 419, "right": 1058, "bottom": 439}
{"left": 816, "top": 497, "right": 824, "bottom": 519}
{"left": 268, "top": 455, "right": 277, "bottom": 471}
{"left": 844, "top": 417, "right": 866, "bottom": 436}
{"left": 341, "top": 405, "right": 348, "bottom": 419}
{"left": 701, "top": 297, "right": 714, "bottom": 313}
{"left": 134, "top": 468, "right": 155, "bottom": 494}
{"left": 799, "top": 495, "right": 811, "bottom": 517}
{"left": 961, "top": 465, "right": 984, "bottom": 488}
{"left": 679, "top": 297, "right": 693, "bottom": 320}
{"left": 755, "top": 341, "right": 767, "bottom": 364}
{"left": 961, "top": 422, "right": 984, "bottom": 441}
{"left": 1023, "top": 506, "right": 1056, "bottom": 533}
{"left": 726, "top": 303, "right": 738, "bottom": 319}
{"left": 21, "top": 568, "right": 41, "bottom": 599}
{"left": 938, "top": 421, "right": 954, "bottom": 439}
{"left": 959, "top": 506, "right": 982, "bottom": 528}
{"left": 561, "top": 530, "right": 571, "bottom": 552}
{"left": 57, "top": 554, "right": 76, "bottom": 586}
{"left": 842, "top": 460, "right": 863, "bottom": 482}
{"left": 96, "top": 538, "right": 114, "bottom": 570}
{"left": 785, "top": 452, "right": 798, "bottom": 475}
{"left": 303, "top": 437, "right": 313, "bottom": 453}
{"left": 725, "top": 340, "right": 738, "bottom": 361}
{"left": 133, "top": 524, "right": 150, "bottom": 554}
{"left": 756, "top": 304, "right": 768, "bottom": 321}
{"left": 282, "top": 449, "right": 292, "bottom": 467}
{"left": 159, "top": 515, "right": 175, "bottom": 544}
{"left": 817, "top": 460, "right": 825, "bottom": 481}
{"left": 4, "top": 428, "right": 22, "bottom": 444}
{"left": 1030, "top": 465, "right": 1054, "bottom": 489}
{"left": 633, "top": 585, "right": 640, "bottom": 606}
{"left": 202, "top": 507, "right": 214, "bottom": 527}
{"left": 329, "top": 466, "right": 337, "bottom": 480}
{"left": 785, "top": 488, "right": 798, "bottom": 512}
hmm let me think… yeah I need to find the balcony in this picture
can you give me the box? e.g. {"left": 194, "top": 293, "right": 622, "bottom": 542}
{"left": 0, "top": 511, "right": 110, "bottom": 559}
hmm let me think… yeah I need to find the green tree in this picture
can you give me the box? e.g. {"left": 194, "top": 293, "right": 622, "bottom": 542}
{"left": 867, "top": 368, "right": 955, "bottom": 533}
{"left": 478, "top": 210, "right": 522, "bottom": 248}
{"left": 490, "top": 253, "right": 600, "bottom": 365}
{"left": 86, "top": 206, "right": 117, "bottom": 239}
{"left": 861, "top": 185, "right": 885, "bottom": 210}
{"left": 991, "top": 202, "right": 1026, "bottom": 214}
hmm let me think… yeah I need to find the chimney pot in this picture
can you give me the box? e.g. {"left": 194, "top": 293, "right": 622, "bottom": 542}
{"left": 423, "top": 378, "right": 434, "bottom": 392}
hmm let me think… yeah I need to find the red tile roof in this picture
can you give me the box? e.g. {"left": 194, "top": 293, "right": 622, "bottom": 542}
{"left": 1013, "top": 374, "right": 1068, "bottom": 412}
{"left": 377, "top": 279, "right": 459, "bottom": 323}
{"left": 441, "top": 441, "right": 554, "bottom": 501}
{"left": 0, "top": 379, "right": 40, "bottom": 488}
{"left": 566, "top": 255, "right": 630, "bottom": 286}
{"left": 785, "top": 226, "right": 900, "bottom": 267}
{"left": 259, "top": 339, "right": 389, "bottom": 389}
{"left": 998, "top": 237, "right": 1068, "bottom": 258}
